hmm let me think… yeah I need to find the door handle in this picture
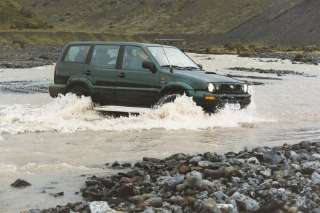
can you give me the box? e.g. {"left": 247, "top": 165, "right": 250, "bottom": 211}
{"left": 118, "top": 72, "right": 125, "bottom": 78}
{"left": 85, "top": 70, "right": 91, "bottom": 76}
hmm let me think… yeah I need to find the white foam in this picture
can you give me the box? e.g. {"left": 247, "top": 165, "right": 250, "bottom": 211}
{"left": 0, "top": 90, "right": 269, "bottom": 134}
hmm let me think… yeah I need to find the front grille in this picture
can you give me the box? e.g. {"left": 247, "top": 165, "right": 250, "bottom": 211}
{"left": 218, "top": 84, "right": 243, "bottom": 94}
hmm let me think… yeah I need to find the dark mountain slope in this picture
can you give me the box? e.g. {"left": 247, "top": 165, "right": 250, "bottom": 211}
{"left": 227, "top": 0, "right": 320, "bottom": 45}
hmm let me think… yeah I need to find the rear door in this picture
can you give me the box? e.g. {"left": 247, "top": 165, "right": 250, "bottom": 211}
{"left": 116, "top": 45, "right": 160, "bottom": 107}
{"left": 87, "top": 44, "right": 121, "bottom": 105}
{"left": 55, "top": 44, "right": 90, "bottom": 84}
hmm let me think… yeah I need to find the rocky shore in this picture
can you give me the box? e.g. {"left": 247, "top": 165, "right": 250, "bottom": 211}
{"left": 27, "top": 141, "right": 320, "bottom": 213}
{"left": 1, "top": 45, "right": 320, "bottom": 69}
{"left": 0, "top": 45, "right": 60, "bottom": 68}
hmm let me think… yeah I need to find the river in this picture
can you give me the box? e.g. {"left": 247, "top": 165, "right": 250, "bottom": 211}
{"left": 0, "top": 54, "right": 319, "bottom": 212}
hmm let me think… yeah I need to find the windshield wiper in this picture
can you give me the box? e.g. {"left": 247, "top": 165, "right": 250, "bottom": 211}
{"left": 161, "top": 65, "right": 186, "bottom": 70}
{"left": 183, "top": 66, "right": 200, "bottom": 70}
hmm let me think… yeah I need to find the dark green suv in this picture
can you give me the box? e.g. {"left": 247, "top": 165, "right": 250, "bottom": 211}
{"left": 49, "top": 42, "right": 251, "bottom": 112}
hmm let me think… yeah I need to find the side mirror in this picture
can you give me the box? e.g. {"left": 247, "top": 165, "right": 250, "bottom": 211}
{"left": 143, "top": 61, "right": 157, "bottom": 73}
{"left": 198, "top": 64, "right": 203, "bottom": 70}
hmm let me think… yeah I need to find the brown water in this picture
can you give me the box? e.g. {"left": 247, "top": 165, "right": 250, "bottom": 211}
{"left": 0, "top": 54, "right": 319, "bottom": 212}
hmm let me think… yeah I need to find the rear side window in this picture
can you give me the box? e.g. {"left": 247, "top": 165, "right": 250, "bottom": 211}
{"left": 91, "top": 45, "right": 120, "bottom": 68}
{"left": 64, "top": 45, "right": 90, "bottom": 63}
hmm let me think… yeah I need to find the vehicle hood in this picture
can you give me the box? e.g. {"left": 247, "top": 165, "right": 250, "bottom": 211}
{"left": 174, "top": 70, "right": 242, "bottom": 84}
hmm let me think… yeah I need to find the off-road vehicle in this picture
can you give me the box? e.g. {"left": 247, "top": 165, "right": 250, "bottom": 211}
{"left": 49, "top": 42, "right": 251, "bottom": 112}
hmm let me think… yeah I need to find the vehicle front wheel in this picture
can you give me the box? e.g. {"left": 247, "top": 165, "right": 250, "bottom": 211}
{"left": 155, "top": 93, "right": 181, "bottom": 107}
{"left": 67, "top": 85, "right": 90, "bottom": 97}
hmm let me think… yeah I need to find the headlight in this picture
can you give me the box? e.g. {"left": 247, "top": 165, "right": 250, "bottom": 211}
{"left": 208, "top": 83, "right": 215, "bottom": 92}
{"left": 242, "top": 84, "right": 249, "bottom": 93}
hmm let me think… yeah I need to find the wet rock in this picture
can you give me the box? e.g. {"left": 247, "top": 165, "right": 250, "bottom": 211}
{"left": 186, "top": 171, "right": 203, "bottom": 188}
{"left": 178, "top": 164, "right": 191, "bottom": 174}
{"left": 50, "top": 191, "right": 64, "bottom": 198}
{"left": 247, "top": 157, "right": 260, "bottom": 164}
{"left": 200, "top": 198, "right": 221, "bottom": 213}
{"left": 231, "top": 192, "right": 260, "bottom": 211}
{"left": 262, "top": 150, "right": 284, "bottom": 164}
{"left": 311, "top": 171, "right": 320, "bottom": 185}
{"left": 190, "top": 156, "right": 202, "bottom": 163}
{"left": 111, "top": 161, "right": 120, "bottom": 168}
{"left": 89, "top": 201, "right": 117, "bottom": 213}
{"left": 145, "top": 197, "right": 162, "bottom": 207}
{"left": 158, "top": 175, "right": 185, "bottom": 189}
{"left": 10, "top": 179, "right": 31, "bottom": 188}
{"left": 302, "top": 161, "right": 320, "bottom": 174}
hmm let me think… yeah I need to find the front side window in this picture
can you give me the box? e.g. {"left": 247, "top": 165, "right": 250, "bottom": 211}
{"left": 64, "top": 45, "right": 90, "bottom": 63}
{"left": 91, "top": 45, "right": 120, "bottom": 68}
{"left": 123, "top": 46, "right": 151, "bottom": 71}
{"left": 148, "top": 46, "right": 199, "bottom": 69}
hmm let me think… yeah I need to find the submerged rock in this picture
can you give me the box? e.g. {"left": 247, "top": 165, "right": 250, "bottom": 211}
{"left": 10, "top": 179, "right": 31, "bottom": 188}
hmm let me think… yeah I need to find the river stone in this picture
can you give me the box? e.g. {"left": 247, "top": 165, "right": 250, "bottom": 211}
{"left": 312, "top": 153, "right": 320, "bottom": 160}
{"left": 190, "top": 156, "right": 202, "bottom": 163}
{"left": 11, "top": 179, "right": 31, "bottom": 188}
{"left": 262, "top": 150, "right": 284, "bottom": 164}
{"left": 231, "top": 192, "right": 260, "bottom": 211}
{"left": 290, "top": 151, "right": 300, "bottom": 162}
{"left": 217, "top": 204, "right": 237, "bottom": 213}
{"left": 302, "top": 161, "right": 320, "bottom": 173}
{"left": 145, "top": 197, "right": 163, "bottom": 208}
{"left": 89, "top": 201, "right": 117, "bottom": 213}
{"left": 247, "top": 157, "right": 260, "bottom": 164}
{"left": 201, "top": 198, "right": 221, "bottom": 213}
{"left": 158, "top": 175, "right": 185, "bottom": 189}
{"left": 186, "top": 171, "right": 203, "bottom": 188}
{"left": 143, "top": 207, "right": 155, "bottom": 213}
{"left": 311, "top": 171, "right": 320, "bottom": 185}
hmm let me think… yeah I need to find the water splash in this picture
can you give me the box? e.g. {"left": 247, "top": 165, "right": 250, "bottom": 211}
{"left": 0, "top": 91, "right": 269, "bottom": 134}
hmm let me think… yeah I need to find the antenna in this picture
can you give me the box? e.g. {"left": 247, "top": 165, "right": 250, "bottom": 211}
{"left": 162, "top": 46, "right": 173, "bottom": 73}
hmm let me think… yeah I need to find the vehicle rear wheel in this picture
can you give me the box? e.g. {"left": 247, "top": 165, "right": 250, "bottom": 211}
{"left": 67, "top": 85, "right": 89, "bottom": 97}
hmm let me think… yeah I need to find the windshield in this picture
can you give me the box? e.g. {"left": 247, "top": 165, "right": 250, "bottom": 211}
{"left": 148, "top": 46, "right": 200, "bottom": 70}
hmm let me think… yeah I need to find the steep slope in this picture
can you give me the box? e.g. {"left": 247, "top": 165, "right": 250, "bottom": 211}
{"left": 227, "top": 0, "right": 320, "bottom": 45}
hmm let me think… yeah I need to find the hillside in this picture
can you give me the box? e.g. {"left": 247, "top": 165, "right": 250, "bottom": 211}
{"left": 227, "top": 0, "right": 320, "bottom": 46}
{"left": 18, "top": 0, "right": 271, "bottom": 34}
{"left": 0, "top": 0, "right": 319, "bottom": 47}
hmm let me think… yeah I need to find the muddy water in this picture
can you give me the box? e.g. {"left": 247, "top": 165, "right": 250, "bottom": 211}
{"left": 0, "top": 54, "right": 319, "bottom": 212}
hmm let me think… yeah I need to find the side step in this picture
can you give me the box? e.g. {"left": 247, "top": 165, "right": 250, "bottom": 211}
{"left": 94, "top": 105, "right": 152, "bottom": 114}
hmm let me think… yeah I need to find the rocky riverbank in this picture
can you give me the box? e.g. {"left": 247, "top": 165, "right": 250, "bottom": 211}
{"left": 0, "top": 45, "right": 60, "bottom": 68}
{"left": 26, "top": 141, "right": 320, "bottom": 213}
{"left": 1, "top": 45, "right": 320, "bottom": 69}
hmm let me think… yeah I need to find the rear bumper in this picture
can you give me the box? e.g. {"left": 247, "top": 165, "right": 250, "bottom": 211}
{"left": 49, "top": 84, "right": 66, "bottom": 97}
{"left": 191, "top": 91, "right": 251, "bottom": 112}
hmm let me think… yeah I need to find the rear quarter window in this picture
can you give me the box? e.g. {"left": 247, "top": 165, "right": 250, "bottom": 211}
{"left": 63, "top": 45, "right": 90, "bottom": 63}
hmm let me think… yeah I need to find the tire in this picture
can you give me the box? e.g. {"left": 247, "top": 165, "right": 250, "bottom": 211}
{"left": 67, "top": 85, "right": 89, "bottom": 97}
{"left": 155, "top": 93, "right": 181, "bottom": 107}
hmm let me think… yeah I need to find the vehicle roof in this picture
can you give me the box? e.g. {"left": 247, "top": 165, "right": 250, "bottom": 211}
{"left": 66, "top": 41, "right": 175, "bottom": 48}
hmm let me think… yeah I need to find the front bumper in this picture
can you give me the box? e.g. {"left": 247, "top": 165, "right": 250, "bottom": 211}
{"left": 48, "top": 84, "right": 66, "bottom": 98}
{"left": 191, "top": 91, "right": 251, "bottom": 112}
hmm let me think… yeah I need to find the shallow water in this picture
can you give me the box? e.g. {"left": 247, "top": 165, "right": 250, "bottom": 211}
{"left": 0, "top": 54, "right": 319, "bottom": 212}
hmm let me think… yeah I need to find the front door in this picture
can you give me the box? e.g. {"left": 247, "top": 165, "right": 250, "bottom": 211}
{"left": 87, "top": 44, "right": 121, "bottom": 105}
{"left": 116, "top": 45, "right": 160, "bottom": 107}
